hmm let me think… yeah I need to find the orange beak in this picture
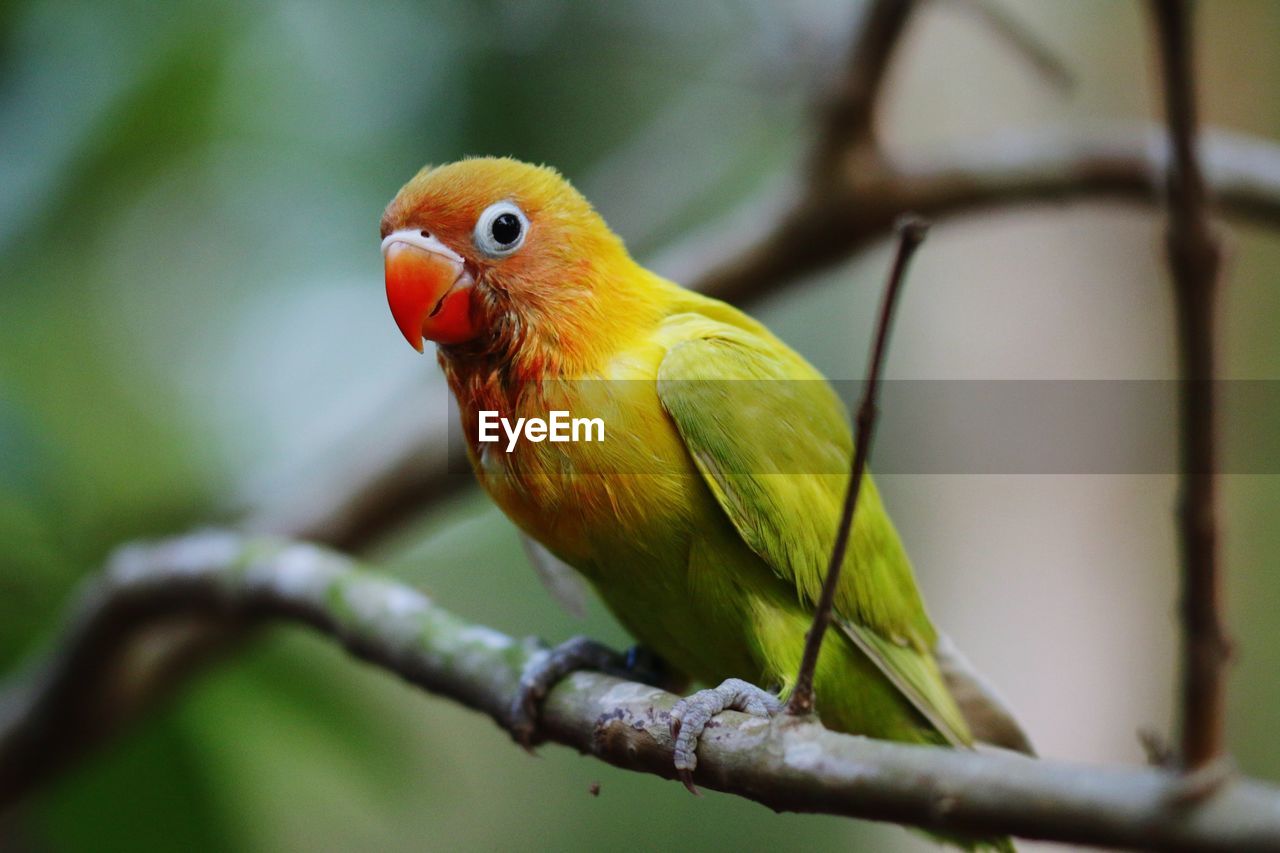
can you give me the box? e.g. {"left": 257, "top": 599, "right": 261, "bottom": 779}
{"left": 382, "top": 230, "right": 479, "bottom": 351}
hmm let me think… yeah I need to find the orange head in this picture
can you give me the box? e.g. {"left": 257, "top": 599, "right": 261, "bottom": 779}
{"left": 380, "top": 158, "right": 656, "bottom": 376}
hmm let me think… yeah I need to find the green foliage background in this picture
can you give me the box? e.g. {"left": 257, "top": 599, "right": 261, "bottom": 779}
{"left": 1, "top": 1, "right": 1278, "bottom": 850}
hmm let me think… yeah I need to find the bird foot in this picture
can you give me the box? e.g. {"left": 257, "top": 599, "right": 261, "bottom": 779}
{"left": 669, "top": 678, "right": 782, "bottom": 793}
{"left": 510, "top": 637, "right": 674, "bottom": 748}
{"left": 511, "top": 636, "right": 620, "bottom": 748}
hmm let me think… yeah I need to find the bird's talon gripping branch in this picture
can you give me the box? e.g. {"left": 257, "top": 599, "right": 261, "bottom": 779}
{"left": 510, "top": 636, "right": 623, "bottom": 748}
{"left": 510, "top": 637, "right": 675, "bottom": 748}
{"left": 669, "top": 678, "right": 783, "bottom": 793}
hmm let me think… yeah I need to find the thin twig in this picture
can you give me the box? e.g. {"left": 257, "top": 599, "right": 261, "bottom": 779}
{"left": 1149, "top": 0, "right": 1232, "bottom": 773}
{"left": 786, "top": 216, "right": 929, "bottom": 717}
{"left": 3, "top": 531, "right": 1280, "bottom": 851}
{"left": 955, "top": 0, "right": 1075, "bottom": 93}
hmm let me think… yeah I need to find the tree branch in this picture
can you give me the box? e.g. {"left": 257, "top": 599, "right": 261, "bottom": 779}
{"left": 788, "top": 217, "right": 928, "bottom": 716}
{"left": 810, "top": 0, "right": 916, "bottom": 179}
{"left": 696, "top": 124, "right": 1280, "bottom": 308}
{"left": 1149, "top": 0, "right": 1231, "bottom": 773}
{"left": 3, "top": 531, "right": 1280, "bottom": 851}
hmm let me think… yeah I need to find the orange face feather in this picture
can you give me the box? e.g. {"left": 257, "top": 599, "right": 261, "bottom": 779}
{"left": 380, "top": 157, "right": 663, "bottom": 383}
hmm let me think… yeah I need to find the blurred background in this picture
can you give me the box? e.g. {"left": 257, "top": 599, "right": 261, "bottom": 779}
{"left": 2, "top": 0, "right": 1278, "bottom": 849}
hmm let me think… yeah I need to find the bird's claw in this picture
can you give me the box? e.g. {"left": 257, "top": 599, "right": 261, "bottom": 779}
{"left": 668, "top": 678, "right": 782, "bottom": 793}
{"left": 510, "top": 636, "right": 623, "bottom": 749}
{"left": 509, "top": 630, "right": 619, "bottom": 742}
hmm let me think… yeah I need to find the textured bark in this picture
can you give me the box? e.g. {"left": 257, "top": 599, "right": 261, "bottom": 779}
{"left": 3, "top": 531, "right": 1280, "bottom": 851}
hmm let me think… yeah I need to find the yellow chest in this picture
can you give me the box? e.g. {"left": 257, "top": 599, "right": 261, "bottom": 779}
{"left": 460, "top": 346, "right": 696, "bottom": 569}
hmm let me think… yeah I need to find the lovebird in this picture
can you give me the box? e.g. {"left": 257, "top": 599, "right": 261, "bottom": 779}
{"left": 380, "top": 158, "right": 1031, "bottom": 847}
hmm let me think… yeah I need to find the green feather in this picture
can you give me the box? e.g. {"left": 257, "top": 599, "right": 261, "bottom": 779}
{"left": 655, "top": 308, "right": 972, "bottom": 747}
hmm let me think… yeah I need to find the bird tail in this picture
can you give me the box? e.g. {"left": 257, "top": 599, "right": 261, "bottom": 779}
{"left": 934, "top": 632, "right": 1036, "bottom": 756}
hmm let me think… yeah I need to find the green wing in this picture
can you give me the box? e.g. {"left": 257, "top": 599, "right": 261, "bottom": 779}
{"left": 655, "top": 311, "right": 972, "bottom": 747}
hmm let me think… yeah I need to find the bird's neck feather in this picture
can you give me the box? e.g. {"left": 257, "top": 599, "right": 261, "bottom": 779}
{"left": 440, "top": 256, "right": 671, "bottom": 396}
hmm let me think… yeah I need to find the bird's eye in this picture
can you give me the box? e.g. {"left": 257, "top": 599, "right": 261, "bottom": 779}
{"left": 474, "top": 201, "right": 529, "bottom": 258}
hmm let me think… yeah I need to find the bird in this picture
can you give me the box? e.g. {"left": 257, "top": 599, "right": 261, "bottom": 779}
{"left": 380, "top": 157, "right": 1031, "bottom": 848}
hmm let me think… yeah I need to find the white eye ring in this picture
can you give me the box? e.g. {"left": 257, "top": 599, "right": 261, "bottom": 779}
{"left": 473, "top": 201, "right": 529, "bottom": 258}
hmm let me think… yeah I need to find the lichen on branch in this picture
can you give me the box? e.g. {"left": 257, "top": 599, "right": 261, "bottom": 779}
{"left": 3, "top": 531, "right": 1280, "bottom": 852}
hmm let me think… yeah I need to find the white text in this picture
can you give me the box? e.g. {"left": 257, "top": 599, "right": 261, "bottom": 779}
{"left": 477, "top": 410, "right": 605, "bottom": 452}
